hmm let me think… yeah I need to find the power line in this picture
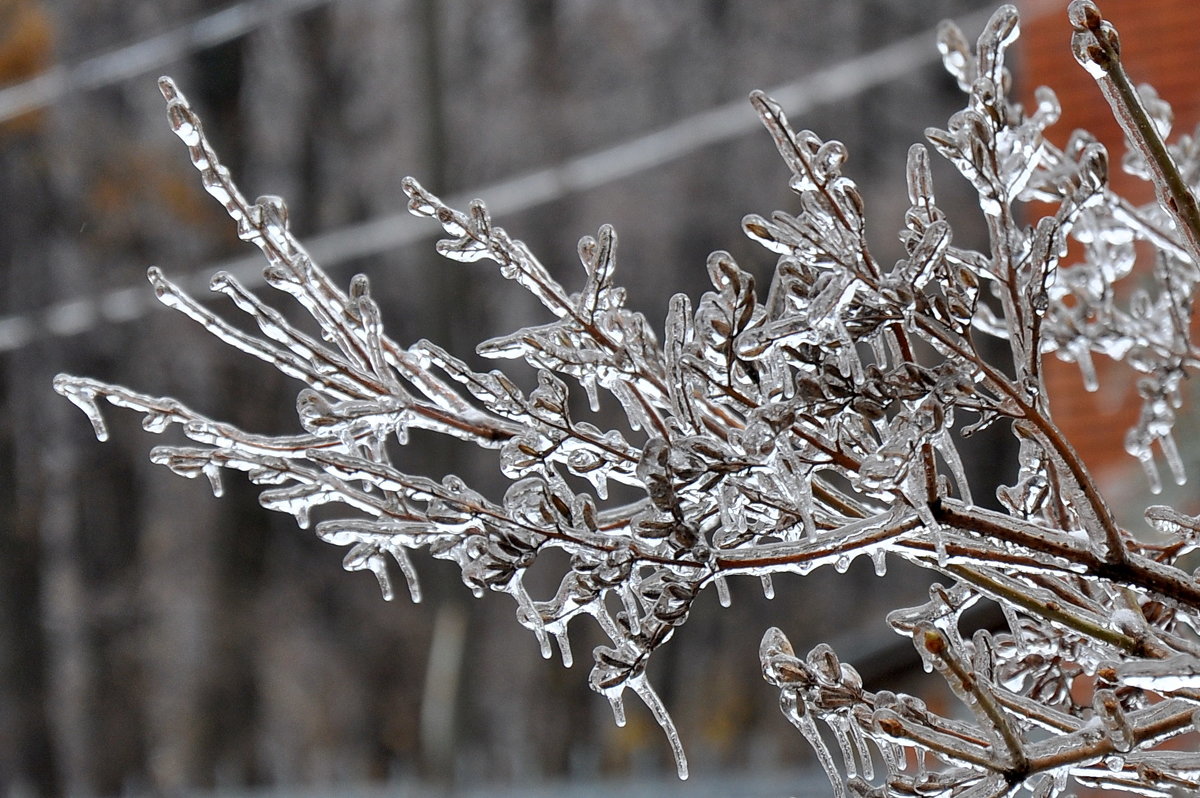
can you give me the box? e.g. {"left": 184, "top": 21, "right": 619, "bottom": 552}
{"left": 1, "top": 6, "right": 1003, "bottom": 354}
{"left": 0, "top": 0, "right": 333, "bottom": 123}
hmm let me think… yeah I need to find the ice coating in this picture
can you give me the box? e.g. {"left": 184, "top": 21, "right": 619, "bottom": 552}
{"left": 50, "top": 4, "right": 1200, "bottom": 795}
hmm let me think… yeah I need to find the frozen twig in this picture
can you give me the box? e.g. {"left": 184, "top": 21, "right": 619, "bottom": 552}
{"left": 55, "top": 3, "right": 1200, "bottom": 795}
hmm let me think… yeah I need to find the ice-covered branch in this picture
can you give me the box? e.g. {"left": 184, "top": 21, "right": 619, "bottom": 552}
{"left": 54, "top": 3, "right": 1200, "bottom": 795}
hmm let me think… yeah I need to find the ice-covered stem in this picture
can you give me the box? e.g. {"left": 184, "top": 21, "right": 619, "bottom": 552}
{"left": 922, "top": 313, "right": 1127, "bottom": 562}
{"left": 943, "top": 564, "right": 1142, "bottom": 655}
{"left": 925, "top": 7, "right": 1130, "bottom": 563}
{"left": 1022, "top": 699, "right": 1199, "bottom": 776}
{"left": 400, "top": 177, "right": 674, "bottom": 428}
{"left": 156, "top": 78, "right": 509, "bottom": 439}
{"left": 934, "top": 499, "right": 1200, "bottom": 617}
{"left": 1030, "top": 421, "right": 1126, "bottom": 565}
{"left": 745, "top": 88, "right": 930, "bottom": 408}
{"left": 918, "top": 624, "right": 1029, "bottom": 775}
{"left": 763, "top": 622, "right": 1200, "bottom": 796}
{"left": 1068, "top": 0, "right": 1200, "bottom": 266}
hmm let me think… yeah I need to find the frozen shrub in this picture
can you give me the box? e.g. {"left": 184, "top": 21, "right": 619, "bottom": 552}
{"left": 54, "top": 2, "right": 1200, "bottom": 795}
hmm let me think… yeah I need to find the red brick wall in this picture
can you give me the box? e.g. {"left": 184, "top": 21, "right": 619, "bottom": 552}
{"left": 1017, "top": 0, "right": 1200, "bottom": 484}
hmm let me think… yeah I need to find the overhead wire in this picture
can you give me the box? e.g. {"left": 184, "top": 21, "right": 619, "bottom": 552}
{"left": 0, "top": 0, "right": 333, "bottom": 123}
{"left": 1, "top": 5, "right": 1011, "bottom": 353}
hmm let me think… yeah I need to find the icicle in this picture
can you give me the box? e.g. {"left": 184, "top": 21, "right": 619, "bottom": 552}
{"left": 607, "top": 690, "right": 627, "bottom": 727}
{"left": 582, "top": 464, "right": 610, "bottom": 501}
{"left": 934, "top": 527, "right": 948, "bottom": 568}
{"left": 202, "top": 461, "right": 224, "bottom": 497}
{"left": 344, "top": 544, "right": 395, "bottom": 601}
{"left": 1075, "top": 344, "right": 1099, "bottom": 392}
{"left": 796, "top": 466, "right": 817, "bottom": 540}
{"left": 629, "top": 675, "right": 689, "bottom": 780}
{"left": 850, "top": 725, "right": 874, "bottom": 782}
{"left": 828, "top": 715, "right": 858, "bottom": 778}
{"left": 555, "top": 630, "right": 573, "bottom": 668}
{"left": 869, "top": 334, "right": 890, "bottom": 371}
{"left": 936, "top": 432, "right": 973, "bottom": 505}
{"left": 761, "top": 574, "right": 775, "bottom": 600}
{"left": 714, "top": 574, "right": 731, "bottom": 607}
{"left": 509, "top": 578, "right": 552, "bottom": 659}
{"left": 386, "top": 543, "right": 422, "bottom": 604}
{"left": 1053, "top": 765, "right": 1069, "bottom": 793}
{"left": 798, "top": 709, "right": 846, "bottom": 798}
{"left": 1000, "top": 604, "right": 1025, "bottom": 655}
{"left": 1160, "top": 431, "right": 1187, "bottom": 486}
{"left": 619, "top": 585, "right": 641, "bottom": 636}
{"left": 1028, "top": 774, "right": 1054, "bottom": 798}
{"left": 581, "top": 373, "right": 600, "bottom": 413}
{"left": 875, "top": 737, "right": 901, "bottom": 781}
{"left": 1137, "top": 450, "right": 1163, "bottom": 495}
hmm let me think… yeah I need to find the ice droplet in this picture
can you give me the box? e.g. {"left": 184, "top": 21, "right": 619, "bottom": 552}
{"left": 1071, "top": 34, "right": 1111, "bottom": 79}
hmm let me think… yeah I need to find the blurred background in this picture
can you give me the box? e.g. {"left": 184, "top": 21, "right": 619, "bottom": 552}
{"left": 3, "top": 1, "right": 1199, "bottom": 796}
